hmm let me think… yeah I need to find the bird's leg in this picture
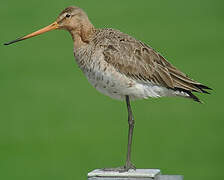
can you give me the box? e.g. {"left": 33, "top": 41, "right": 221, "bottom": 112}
{"left": 103, "top": 96, "right": 136, "bottom": 172}
{"left": 124, "top": 95, "right": 136, "bottom": 170}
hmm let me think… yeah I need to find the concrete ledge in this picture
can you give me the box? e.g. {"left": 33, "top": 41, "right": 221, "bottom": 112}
{"left": 88, "top": 169, "right": 183, "bottom": 180}
{"left": 156, "top": 175, "right": 183, "bottom": 180}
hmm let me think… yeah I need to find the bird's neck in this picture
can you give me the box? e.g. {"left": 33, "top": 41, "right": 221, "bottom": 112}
{"left": 69, "top": 21, "right": 95, "bottom": 49}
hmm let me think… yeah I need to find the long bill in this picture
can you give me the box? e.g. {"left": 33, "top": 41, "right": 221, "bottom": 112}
{"left": 4, "top": 21, "right": 59, "bottom": 45}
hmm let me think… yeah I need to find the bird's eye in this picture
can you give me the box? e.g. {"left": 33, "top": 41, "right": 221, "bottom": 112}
{"left": 66, "top": 14, "right": 71, "bottom": 18}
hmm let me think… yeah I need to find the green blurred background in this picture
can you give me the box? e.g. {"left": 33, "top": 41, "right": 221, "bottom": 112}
{"left": 0, "top": 0, "right": 223, "bottom": 179}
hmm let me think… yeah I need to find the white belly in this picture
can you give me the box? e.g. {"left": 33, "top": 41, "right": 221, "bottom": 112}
{"left": 74, "top": 49, "right": 188, "bottom": 100}
{"left": 81, "top": 61, "right": 183, "bottom": 100}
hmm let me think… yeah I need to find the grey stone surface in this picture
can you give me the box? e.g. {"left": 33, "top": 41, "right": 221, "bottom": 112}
{"left": 155, "top": 175, "right": 183, "bottom": 180}
{"left": 87, "top": 169, "right": 183, "bottom": 180}
{"left": 88, "top": 169, "right": 160, "bottom": 178}
{"left": 88, "top": 178, "right": 154, "bottom": 180}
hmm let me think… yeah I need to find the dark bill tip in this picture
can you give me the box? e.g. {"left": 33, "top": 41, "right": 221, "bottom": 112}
{"left": 4, "top": 37, "right": 24, "bottom": 46}
{"left": 4, "top": 22, "right": 59, "bottom": 46}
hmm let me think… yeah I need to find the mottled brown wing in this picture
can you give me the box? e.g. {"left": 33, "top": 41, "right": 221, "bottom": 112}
{"left": 95, "top": 29, "right": 206, "bottom": 93}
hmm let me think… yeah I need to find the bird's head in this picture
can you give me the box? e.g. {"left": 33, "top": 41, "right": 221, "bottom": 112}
{"left": 4, "top": 6, "right": 94, "bottom": 45}
{"left": 56, "top": 6, "right": 89, "bottom": 31}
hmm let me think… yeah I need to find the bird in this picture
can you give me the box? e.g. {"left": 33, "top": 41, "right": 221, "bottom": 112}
{"left": 4, "top": 6, "right": 211, "bottom": 171}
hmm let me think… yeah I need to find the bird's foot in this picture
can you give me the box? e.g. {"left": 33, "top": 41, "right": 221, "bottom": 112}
{"left": 103, "top": 162, "right": 136, "bottom": 172}
{"left": 125, "top": 161, "right": 136, "bottom": 171}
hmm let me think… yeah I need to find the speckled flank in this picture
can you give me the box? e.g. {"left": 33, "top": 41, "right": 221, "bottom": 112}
{"left": 74, "top": 45, "right": 187, "bottom": 101}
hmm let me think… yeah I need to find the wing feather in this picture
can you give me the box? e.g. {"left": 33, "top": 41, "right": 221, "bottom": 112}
{"left": 92, "top": 28, "right": 210, "bottom": 94}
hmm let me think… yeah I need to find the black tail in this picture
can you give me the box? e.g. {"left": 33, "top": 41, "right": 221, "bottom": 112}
{"left": 174, "top": 84, "right": 212, "bottom": 103}
{"left": 187, "top": 91, "right": 202, "bottom": 103}
{"left": 194, "top": 84, "right": 213, "bottom": 94}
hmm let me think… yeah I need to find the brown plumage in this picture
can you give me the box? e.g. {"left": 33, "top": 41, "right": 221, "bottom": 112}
{"left": 89, "top": 28, "right": 211, "bottom": 102}
{"left": 4, "top": 6, "right": 212, "bottom": 171}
